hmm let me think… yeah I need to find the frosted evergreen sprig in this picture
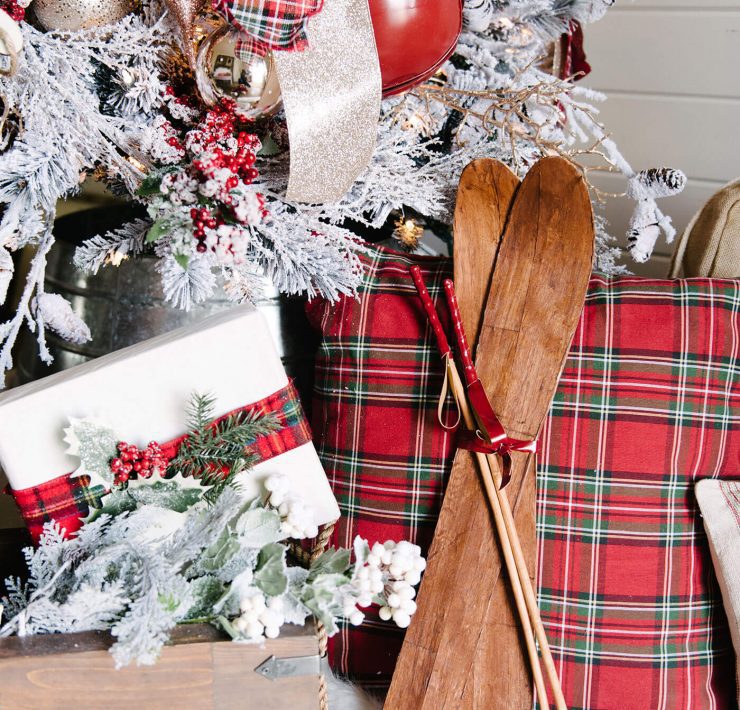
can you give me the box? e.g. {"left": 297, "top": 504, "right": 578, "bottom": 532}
{"left": 167, "top": 392, "right": 281, "bottom": 502}
{"left": 0, "top": 472, "right": 426, "bottom": 667}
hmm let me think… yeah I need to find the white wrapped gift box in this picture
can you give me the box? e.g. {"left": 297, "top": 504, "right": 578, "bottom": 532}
{"left": 0, "top": 305, "right": 339, "bottom": 527}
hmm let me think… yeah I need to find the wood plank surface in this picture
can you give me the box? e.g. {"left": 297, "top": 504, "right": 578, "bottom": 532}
{"left": 386, "top": 157, "right": 593, "bottom": 709}
{"left": 0, "top": 623, "right": 320, "bottom": 710}
{"left": 583, "top": 9, "right": 740, "bottom": 98}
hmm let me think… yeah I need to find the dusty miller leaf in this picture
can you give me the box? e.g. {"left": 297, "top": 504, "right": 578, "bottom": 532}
{"left": 198, "top": 526, "right": 240, "bottom": 573}
{"left": 254, "top": 543, "right": 288, "bottom": 597}
{"left": 235, "top": 507, "right": 283, "bottom": 549}
{"left": 308, "top": 548, "right": 351, "bottom": 581}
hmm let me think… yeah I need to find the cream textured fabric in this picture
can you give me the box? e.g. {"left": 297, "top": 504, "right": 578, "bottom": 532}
{"left": 670, "top": 180, "right": 740, "bottom": 277}
{"left": 695, "top": 479, "right": 740, "bottom": 702}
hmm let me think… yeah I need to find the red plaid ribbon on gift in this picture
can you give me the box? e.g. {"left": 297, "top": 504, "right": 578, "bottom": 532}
{"left": 214, "top": 0, "right": 323, "bottom": 56}
{"left": 9, "top": 381, "right": 312, "bottom": 543}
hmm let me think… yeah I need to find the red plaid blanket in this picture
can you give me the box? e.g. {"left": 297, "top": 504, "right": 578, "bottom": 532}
{"left": 307, "top": 246, "right": 739, "bottom": 708}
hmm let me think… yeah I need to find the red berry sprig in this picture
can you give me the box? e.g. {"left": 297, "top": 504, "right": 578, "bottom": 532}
{"left": 110, "top": 441, "right": 170, "bottom": 487}
{"left": 0, "top": 1, "right": 26, "bottom": 22}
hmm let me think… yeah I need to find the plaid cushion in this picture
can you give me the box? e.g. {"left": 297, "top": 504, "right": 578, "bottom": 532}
{"left": 307, "top": 245, "right": 739, "bottom": 707}
{"left": 306, "top": 247, "right": 456, "bottom": 684}
{"left": 215, "top": 0, "right": 323, "bottom": 57}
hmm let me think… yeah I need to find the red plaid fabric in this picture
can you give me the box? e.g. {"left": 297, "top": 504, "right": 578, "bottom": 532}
{"left": 10, "top": 475, "right": 105, "bottom": 543}
{"left": 307, "top": 245, "right": 739, "bottom": 707}
{"left": 215, "top": 0, "right": 323, "bottom": 57}
{"left": 537, "top": 276, "right": 739, "bottom": 709}
{"left": 9, "top": 381, "right": 312, "bottom": 544}
{"left": 306, "top": 248, "right": 457, "bottom": 685}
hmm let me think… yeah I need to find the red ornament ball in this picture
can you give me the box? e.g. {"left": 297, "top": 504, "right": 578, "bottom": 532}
{"left": 369, "top": 0, "right": 463, "bottom": 96}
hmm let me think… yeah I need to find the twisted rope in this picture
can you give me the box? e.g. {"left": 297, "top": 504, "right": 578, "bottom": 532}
{"left": 311, "top": 521, "right": 336, "bottom": 709}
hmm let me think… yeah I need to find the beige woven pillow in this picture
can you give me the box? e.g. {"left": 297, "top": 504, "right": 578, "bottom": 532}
{"left": 670, "top": 180, "right": 740, "bottom": 277}
{"left": 695, "top": 479, "right": 740, "bottom": 702}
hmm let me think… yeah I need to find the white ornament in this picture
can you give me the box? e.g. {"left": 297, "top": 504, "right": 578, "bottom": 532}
{"left": 0, "top": 10, "right": 22, "bottom": 76}
{"left": 627, "top": 168, "right": 686, "bottom": 263}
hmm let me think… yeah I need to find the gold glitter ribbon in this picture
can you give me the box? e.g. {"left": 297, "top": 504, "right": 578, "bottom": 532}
{"left": 273, "top": 0, "right": 381, "bottom": 204}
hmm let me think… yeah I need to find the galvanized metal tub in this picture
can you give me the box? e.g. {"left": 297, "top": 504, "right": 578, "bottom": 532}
{"left": 16, "top": 208, "right": 319, "bottom": 400}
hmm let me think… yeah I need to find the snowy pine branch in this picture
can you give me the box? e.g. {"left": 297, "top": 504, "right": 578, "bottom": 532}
{"left": 73, "top": 219, "right": 151, "bottom": 274}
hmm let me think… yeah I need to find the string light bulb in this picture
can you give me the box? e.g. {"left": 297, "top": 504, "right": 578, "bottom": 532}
{"left": 393, "top": 216, "right": 423, "bottom": 251}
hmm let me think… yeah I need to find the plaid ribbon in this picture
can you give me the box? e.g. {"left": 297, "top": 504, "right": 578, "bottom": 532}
{"left": 9, "top": 381, "right": 312, "bottom": 544}
{"left": 307, "top": 245, "right": 739, "bottom": 707}
{"left": 214, "top": 0, "right": 323, "bottom": 57}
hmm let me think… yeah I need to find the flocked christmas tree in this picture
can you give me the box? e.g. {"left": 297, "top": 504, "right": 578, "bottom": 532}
{"left": 0, "top": 0, "right": 686, "bottom": 386}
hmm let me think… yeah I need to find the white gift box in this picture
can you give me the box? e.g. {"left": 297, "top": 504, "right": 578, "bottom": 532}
{"left": 0, "top": 305, "right": 339, "bottom": 526}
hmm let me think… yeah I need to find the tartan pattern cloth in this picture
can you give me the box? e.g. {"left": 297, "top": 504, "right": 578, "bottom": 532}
{"left": 537, "top": 276, "right": 739, "bottom": 709}
{"left": 306, "top": 247, "right": 457, "bottom": 686}
{"left": 215, "top": 0, "right": 323, "bottom": 57}
{"left": 307, "top": 244, "right": 739, "bottom": 707}
{"left": 10, "top": 474, "right": 105, "bottom": 543}
{"left": 9, "top": 381, "right": 312, "bottom": 544}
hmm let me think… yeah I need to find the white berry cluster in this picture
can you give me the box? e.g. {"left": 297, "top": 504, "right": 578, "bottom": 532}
{"left": 233, "top": 591, "right": 285, "bottom": 640}
{"left": 264, "top": 474, "right": 319, "bottom": 540}
{"left": 160, "top": 171, "right": 198, "bottom": 206}
{"left": 345, "top": 540, "right": 426, "bottom": 630}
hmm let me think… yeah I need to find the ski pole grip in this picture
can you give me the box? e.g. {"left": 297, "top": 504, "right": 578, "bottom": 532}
{"left": 443, "top": 279, "right": 476, "bottom": 385}
{"left": 409, "top": 266, "right": 451, "bottom": 358}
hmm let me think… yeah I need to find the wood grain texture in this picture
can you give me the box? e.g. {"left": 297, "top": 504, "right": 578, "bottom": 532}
{"left": 0, "top": 623, "right": 320, "bottom": 709}
{"left": 452, "top": 159, "right": 519, "bottom": 345}
{"left": 386, "top": 157, "right": 593, "bottom": 709}
{"left": 386, "top": 159, "right": 520, "bottom": 710}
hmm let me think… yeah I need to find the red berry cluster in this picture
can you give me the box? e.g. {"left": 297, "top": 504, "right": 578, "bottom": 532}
{"left": 110, "top": 441, "right": 170, "bottom": 487}
{"left": 186, "top": 100, "right": 264, "bottom": 248}
{"left": 0, "top": 1, "right": 25, "bottom": 21}
{"left": 190, "top": 206, "right": 218, "bottom": 249}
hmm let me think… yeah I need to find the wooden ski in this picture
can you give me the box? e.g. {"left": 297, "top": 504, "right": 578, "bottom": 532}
{"left": 386, "top": 157, "right": 593, "bottom": 709}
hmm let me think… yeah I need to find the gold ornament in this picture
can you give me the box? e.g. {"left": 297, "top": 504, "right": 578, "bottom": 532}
{"left": 32, "top": 0, "right": 136, "bottom": 31}
{"left": 162, "top": 0, "right": 208, "bottom": 69}
{"left": 195, "top": 23, "right": 282, "bottom": 119}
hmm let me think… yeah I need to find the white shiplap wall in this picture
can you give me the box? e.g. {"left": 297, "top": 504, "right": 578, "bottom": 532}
{"left": 582, "top": 0, "right": 740, "bottom": 276}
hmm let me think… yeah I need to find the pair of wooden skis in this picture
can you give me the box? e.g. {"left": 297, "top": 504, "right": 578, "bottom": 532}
{"left": 385, "top": 157, "right": 594, "bottom": 709}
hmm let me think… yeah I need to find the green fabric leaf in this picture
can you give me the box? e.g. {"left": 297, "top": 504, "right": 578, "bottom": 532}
{"left": 90, "top": 481, "right": 203, "bottom": 522}
{"left": 94, "top": 489, "right": 137, "bottom": 518}
{"left": 198, "top": 526, "right": 240, "bottom": 573}
{"left": 145, "top": 218, "right": 172, "bottom": 243}
{"left": 128, "top": 481, "right": 203, "bottom": 512}
{"left": 254, "top": 542, "right": 288, "bottom": 597}
{"left": 67, "top": 419, "right": 119, "bottom": 487}
{"left": 235, "top": 507, "right": 283, "bottom": 549}
{"left": 308, "top": 548, "right": 351, "bottom": 581}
